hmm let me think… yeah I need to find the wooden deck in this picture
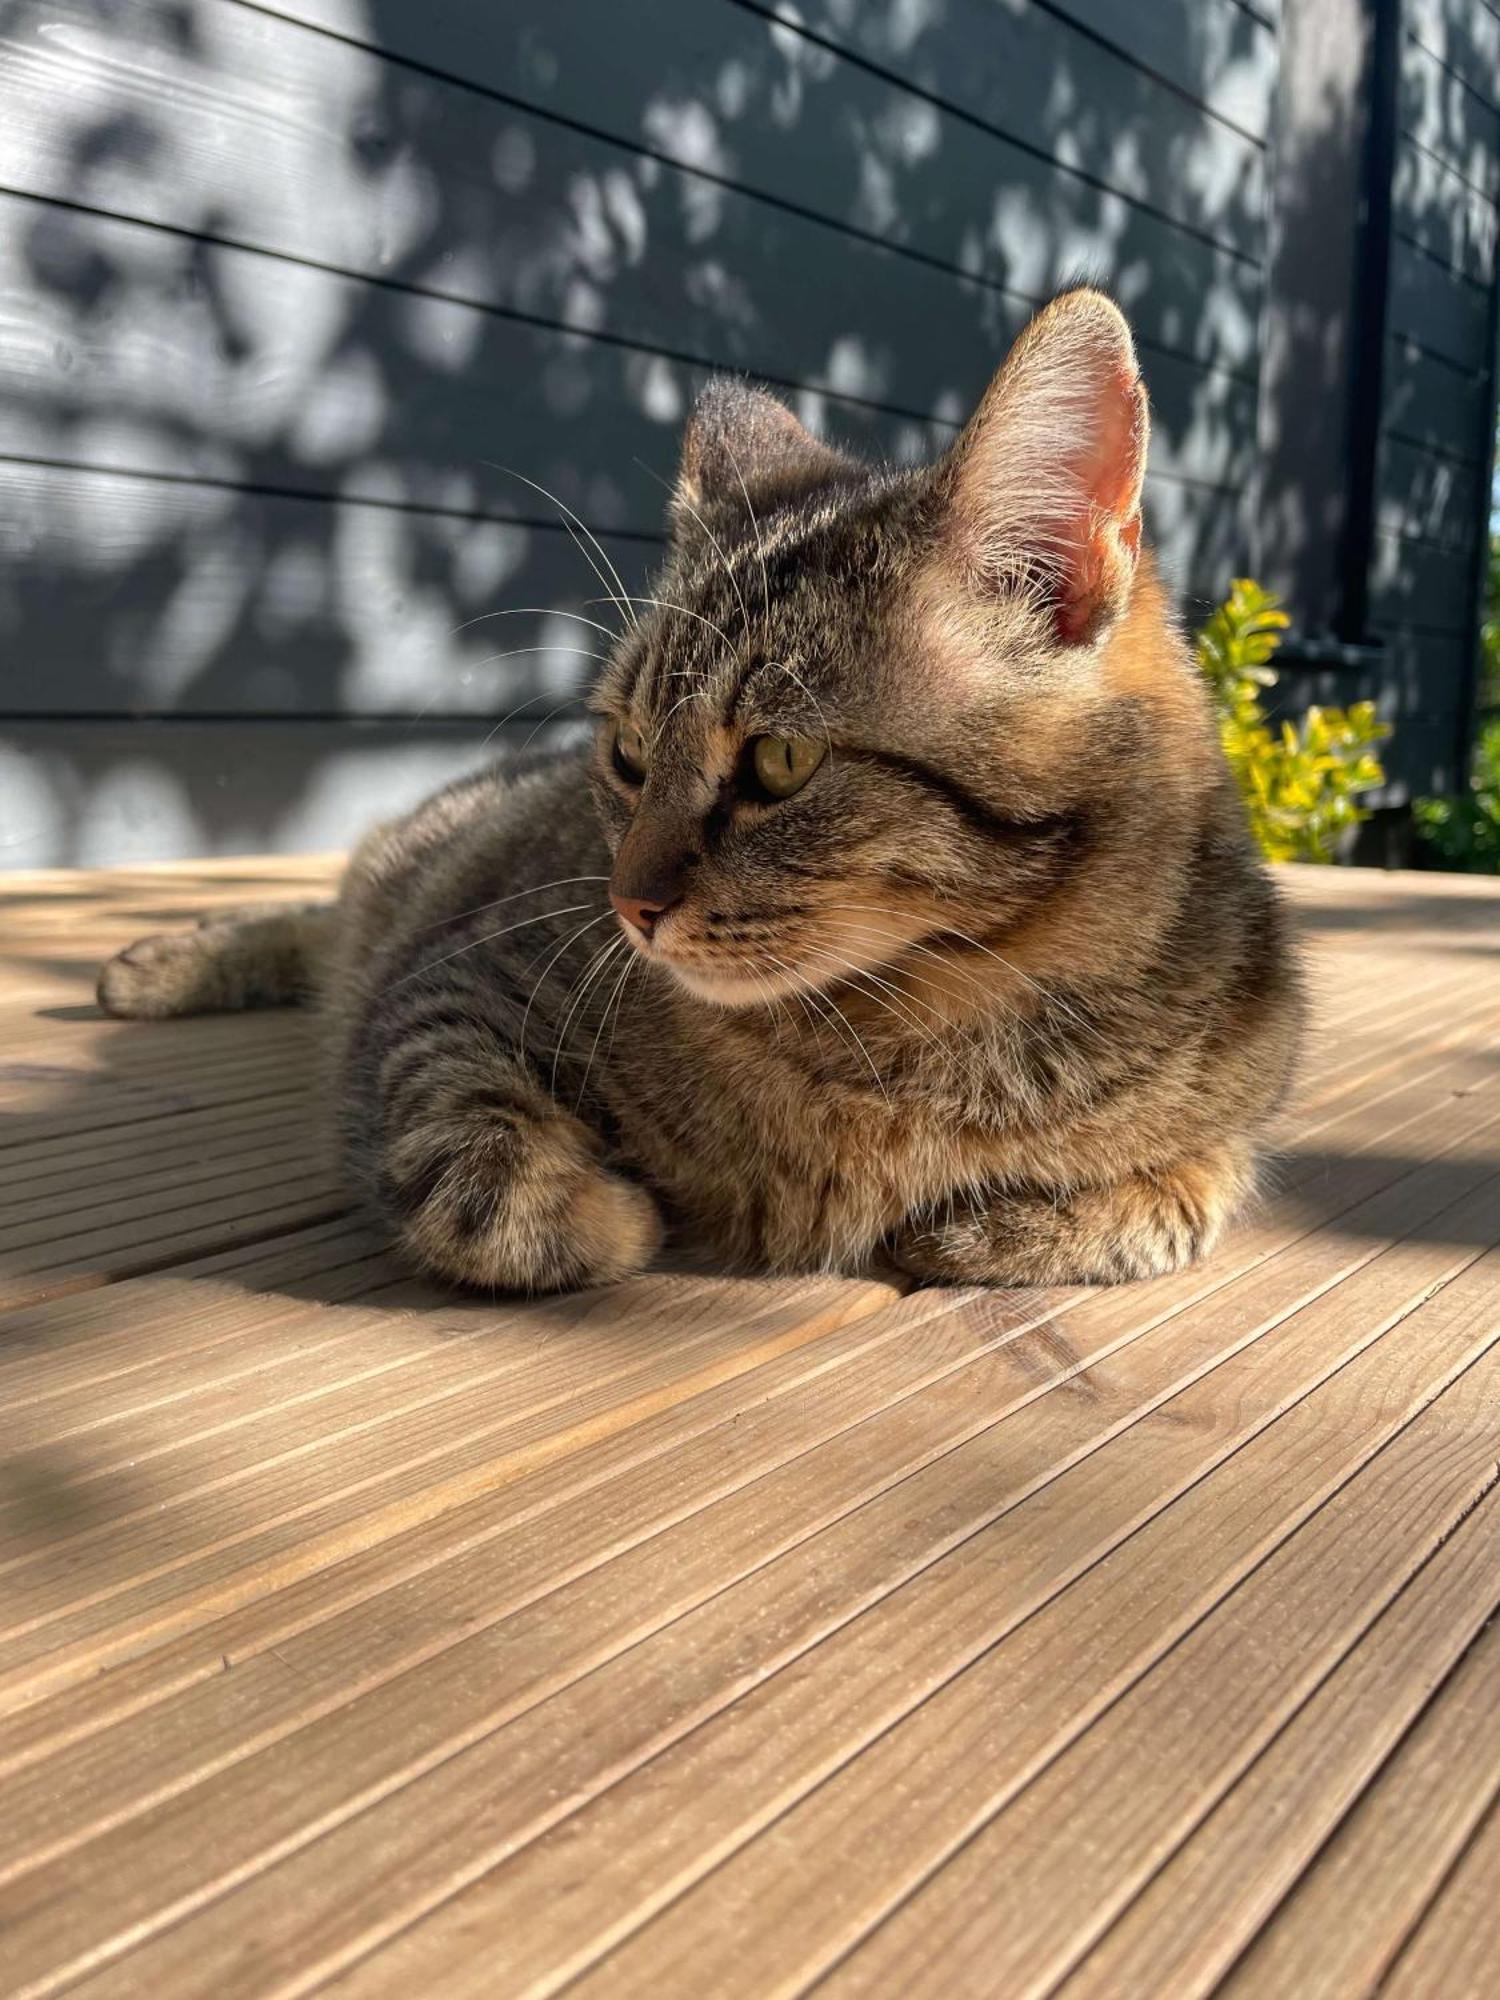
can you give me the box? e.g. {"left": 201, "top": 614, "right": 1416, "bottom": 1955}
{"left": 1, "top": 857, "right": 1499, "bottom": 1999}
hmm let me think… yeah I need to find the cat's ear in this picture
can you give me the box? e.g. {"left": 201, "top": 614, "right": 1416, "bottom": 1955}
{"left": 670, "top": 380, "right": 858, "bottom": 534}
{"left": 939, "top": 288, "right": 1149, "bottom": 644}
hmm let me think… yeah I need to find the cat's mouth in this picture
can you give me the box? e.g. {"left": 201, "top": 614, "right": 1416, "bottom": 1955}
{"left": 625, "top": 899, "right": 935, "bottom": 1010}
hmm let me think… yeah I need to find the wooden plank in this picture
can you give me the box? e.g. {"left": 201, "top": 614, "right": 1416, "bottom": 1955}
{"left": 1370, "top": 526, "right": 1475, "bottom": 634}
{"left": 1388, "top": 228, "right": 1495, "bottom": 367}
{"left": 0, "top": 977, "right": 1485, "bottom": 1792}
{"left": 1394, "top": 130, "right": 1498, "bottom": 284}
{"left": 803, "top": 1325, "right": 1500, "bottom": 1998}
{"left": 0, "top": 1272, "right": 908, "bottom": 1708}
{"left": 12, "top": 1092, "right": 1499, "bottom": 1990}
{"left": 1028, "top": 0, "right": 1278, "bottom": 138}
{"left": 1378, "top": 434, "right": 1483, "bottom": 548}
{"left": 1402, "top": 30, "right": 1500, "bottom": 188}
{"left": 262, "top": 0, "right": 1268, "bottom": 256}
{"left": 0, "top": 864, "right": 1494, "bottom": 1997}
{"left": 0, "top": 456, "right": 1247, "bottom": 729}
{"left": 1194, "top": 1606, "right": 1500, "bottom": 1999}
{"left": 0, "top": 1, "right": 1259, "bottom": 429}
{"left": 1376, "top": 1790, "right": 1500, "bottom": 1999}
{"left": 94, "top": 1175, "right": 1500, "bottom": 1999}
{"left": 1384, "top": 334, "right": 1490, "bottom": 459}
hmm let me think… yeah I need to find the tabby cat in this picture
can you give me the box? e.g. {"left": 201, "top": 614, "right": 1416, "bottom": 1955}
{"left": 99, "top": 289, "right": 1303, "bottom": 1292}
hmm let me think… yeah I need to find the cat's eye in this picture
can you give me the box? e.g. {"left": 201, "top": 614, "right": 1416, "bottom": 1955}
{"left": 611, "top": 720, "right": 649, "bottom": 784}
{"left": 748, "top": 733, "right": 826, "bottom": 801}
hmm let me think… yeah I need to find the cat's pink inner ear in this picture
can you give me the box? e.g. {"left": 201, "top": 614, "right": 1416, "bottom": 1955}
{"left": 946, "top": 289, "right": 1150, "bottom": 644}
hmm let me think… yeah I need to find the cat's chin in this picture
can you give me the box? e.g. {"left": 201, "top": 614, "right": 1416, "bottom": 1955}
{"left": 663, "top": 960, "right": 803, "bottom": 1009}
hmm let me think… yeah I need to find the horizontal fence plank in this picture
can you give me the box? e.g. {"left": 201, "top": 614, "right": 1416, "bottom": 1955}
{"left": 0, "top": 460, "right": 659, "bottom": 719}
{"left": 1401, "top": 31, "right": 1500, "bottom": 189}
{"left": 1378, "top": 436, "right": 1483, "bottom": 549}
{"left": 0, "top": 440, "right": 1248, "bottom": 727}
{"left": 257, "top": 0, "right": 1268, "bottom": 260}
{"left": 0, "top": 195, "right": 962, "bottom": 536}
{"left": 1407, "top": 0, "right": 1500, "bottom": 120}
{"left": 0, "top": 182, "right": 1254, "bottom": 512}
{"left": 0, "top": 0, "right": 1261, "bottom": 397}
{"left": 1387, "top": 236, "right": 1493, "bottom": 369}
{"left": 1021, "top": 0, "right": 1278, "bottom": 138}
{"left": 0, "top": 718, "right": 541, "bottom": 870}
{"left": 1393, "top": 133, "right": 1498, "bottom": 284}
{"left": 1383, "top": 337, "right": 1491, "bottom": 461}
{"left": 1370, "top": 528, "right": 1474, "bottom": 635}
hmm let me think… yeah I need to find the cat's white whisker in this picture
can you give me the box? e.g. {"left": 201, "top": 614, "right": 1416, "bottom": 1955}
{"left": 579, "top": 943, "right": 642, "bottom": 1110}
{"left": 414, "top": 876, "right": 610, "bottom": 936}
{"left": 450, "top": 606, "right": 620, "bottom": 641}
{"left": 517, "top": 694, "right": 594, "bottom": 755}
{"left": 518, "top": 908, "right": 620, "bottom": 1062}
{"left": 763, "top": 952, "right": 891, "bottom": 1107}
{"left": 482, "top": 461, "right": 640, "bottom": 633}
{"left": 723, "top": 439, "right": 772, "bottom": 627}
{"left": 634, "top": 456, "right": 753, "bottom": 640}
{"left": 553, "top": 934, "right": 630, "bottom": 1098}
{"left": 600, "top": 595, "right": 735, "bottom": 654}
{"left": 386, "top": 901, "right": 601, "bottom": 994}
{"left": 763, "top": 658, "right": 834, "bottom": 763}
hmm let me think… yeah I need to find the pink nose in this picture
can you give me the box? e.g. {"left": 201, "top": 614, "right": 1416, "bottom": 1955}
{"left": 610, "top": 890, "right": 676, "bottom": 938}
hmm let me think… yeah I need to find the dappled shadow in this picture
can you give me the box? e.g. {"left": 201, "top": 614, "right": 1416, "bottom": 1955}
{"left": 2, "top": 0, "right": 1280, "bottom": 865}
{"left": 1, "top": 0, "right": 1491, "bottom": 861}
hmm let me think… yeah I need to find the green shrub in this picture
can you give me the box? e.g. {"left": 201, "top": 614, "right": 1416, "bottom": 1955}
{"left": 1413, "top": 715, "right": 1500, "bottom": 873}
{"left": 1480, "top": 532, "right": 1500, "bottom": 710}
{"left": 1195, "top": 578, "right": 1390, "bottom": 864}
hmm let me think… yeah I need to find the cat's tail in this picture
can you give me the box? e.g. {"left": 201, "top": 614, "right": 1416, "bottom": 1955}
{"left": 97, "top": 903, "right": 335, "bottom": 1020}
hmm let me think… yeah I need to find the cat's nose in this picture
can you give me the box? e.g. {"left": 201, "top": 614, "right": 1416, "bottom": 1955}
{"left": 610, "top": 889, "right": 679, "bottom": 939}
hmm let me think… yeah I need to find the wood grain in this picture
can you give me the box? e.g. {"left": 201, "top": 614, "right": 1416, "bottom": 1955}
{"left": 0, "top": 860, "right": 1494, "bottom": 1998}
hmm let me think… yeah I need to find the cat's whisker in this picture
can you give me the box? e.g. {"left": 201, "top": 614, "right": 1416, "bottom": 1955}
{"left": 552, "top": 933, "right": 630, "bottom": 1098}
{"left": 467, "top": 644, "right": 610, "bottom": 674}
{"left": 723, "top": 439, "right": 772, "bottom": 627}
{"left": 764, "top": 658, "right": 834, "bottom": 763}
{"left": 544, "top": 928, "right": 623, "bottom": 1070}
{"left": 602, "top": 948, "right": 645, "bottom": 1072}
{"left": 654, "top": 684, "right": 715, "bottom": 741}
{"left": 763, "top": 952, "right": 891, "bottom": 1107}
{"left": 825, "top": 902, "right": 1103, "bottom": 1046}
{"left": 819, "top": 919, "right": 1002, "bottom": 1008}
{"left": 388, "top": 901, "right": 601, "bottom": 993}
{"left": 481, "top": 461, "right": 639, "bottom": 633}
{"left": 478, "top": 691, "right": 586, "bottom": 754}
{"left": 517, "top": 693, "right": 595, "bottom": 755}
{"left": 518, "top": 908, "right": 620, "bottom": 1063}
{"left": 414, "top": 876, "right": 610, "bottom": 936}
{"left": 821, "top": 954, "right": 977, "bottom": 1091}
{"left": 835, "top": 959, "right": 952, "bottom": 1056}
{"left": 634, "top": 456, "right": 752, "bottom": 640}
{"left": 598, "top": 594, "right": 735, "bottom": 654}
{"left": 578, "top": 942, "right": 641, "bottom": 1110}
{"left": 450, "top": 607, "right": 620, "bottom": 642}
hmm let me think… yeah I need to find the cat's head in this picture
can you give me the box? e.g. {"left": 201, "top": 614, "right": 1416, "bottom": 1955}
{"left": 589, "top": 287, "right": 1189, "bottom": 1007}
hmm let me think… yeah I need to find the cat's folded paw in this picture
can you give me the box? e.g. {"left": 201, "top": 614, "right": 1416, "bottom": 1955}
{"left": 97, "top": 934, "right": 202, "bottom": 1019}
{"left": 384, "top": 1114, "right": 663, "bottom": 1293}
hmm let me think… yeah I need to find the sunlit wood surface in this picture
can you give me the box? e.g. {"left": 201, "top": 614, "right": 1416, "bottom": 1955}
{"left": 1, "top": 855, "right": 1498, "bottom": 1999}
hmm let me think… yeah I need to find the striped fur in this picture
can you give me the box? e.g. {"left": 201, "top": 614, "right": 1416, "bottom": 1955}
{"left": 99, "top": 291, "right": 1303, "bottom": 1293}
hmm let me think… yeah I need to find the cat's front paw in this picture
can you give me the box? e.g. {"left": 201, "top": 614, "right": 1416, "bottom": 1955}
{"left": 383, "top": 1113, "right": 662, "bottom": 1293}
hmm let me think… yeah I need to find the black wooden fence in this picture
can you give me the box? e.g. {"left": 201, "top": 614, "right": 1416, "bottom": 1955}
{"left": 0, "top": 0, "right": 1495, "bottom": 863}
